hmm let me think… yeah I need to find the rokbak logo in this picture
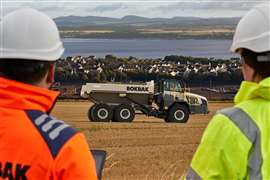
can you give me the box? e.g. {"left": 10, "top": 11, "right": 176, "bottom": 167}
{"left": 127, "top": 86, "right": 149, "bottom": 92}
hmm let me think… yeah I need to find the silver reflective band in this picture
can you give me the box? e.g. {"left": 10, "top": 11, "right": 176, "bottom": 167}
{"left": 34, "top": 114, "right": 69, "bottom": 140}
{"left": 186, "top": 167, "right": 201, "bottom": 180}
{"left": 35, "top": 114, "right": 48, "bottom": 126}
{"left": 218, "top": 107, "right": 262, "bottom": 180}
{"left": 49, "top": 124, "right": 69, "bottom": 140}
{"left": 42, "top": 119, "right": 64, "bottom": 132}
{"left": 257, "top": 53, "right": 270, "bottom": 62}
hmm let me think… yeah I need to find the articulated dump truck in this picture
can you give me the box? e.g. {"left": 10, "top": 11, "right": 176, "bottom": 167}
{"left": 81, "top": 79, "right": 208, "bottom": 123}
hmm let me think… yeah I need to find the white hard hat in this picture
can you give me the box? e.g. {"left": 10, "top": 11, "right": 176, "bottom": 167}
{"left": 231, "top": 3, "right": 270, "bottom": 53}
{"left": 0, "top": 8, "right": 64, "bottom": 61}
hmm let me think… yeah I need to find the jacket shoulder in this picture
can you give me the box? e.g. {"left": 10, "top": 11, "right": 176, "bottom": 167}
{"left": 25, "top": 110, "right": 78, "bottom": 158}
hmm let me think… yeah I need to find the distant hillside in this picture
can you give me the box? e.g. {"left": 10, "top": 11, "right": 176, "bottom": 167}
{"left": 54, "top": 15, "right": 119, "bottom": 26}
{"left": 54, "top": 15, "right": 240, "bottom": 28}
{"left": 55, "top": 15, "right": 239, "bottom": 39}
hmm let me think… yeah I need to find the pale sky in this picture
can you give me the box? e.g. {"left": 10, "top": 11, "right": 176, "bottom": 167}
{"left": 2, "top": 0, "right": 269, "bottom": 18}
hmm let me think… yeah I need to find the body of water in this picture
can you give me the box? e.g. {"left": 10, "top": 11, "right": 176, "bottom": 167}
{"left": 63, "top": 38, "right": 238, "bottom": 59}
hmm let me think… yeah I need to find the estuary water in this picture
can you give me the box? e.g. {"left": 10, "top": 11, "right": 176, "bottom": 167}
{"left": 62, "top": 38, "right": 238, "bottom": 59}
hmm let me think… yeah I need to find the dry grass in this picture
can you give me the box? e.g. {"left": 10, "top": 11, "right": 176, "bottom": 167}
{"left": 51, "top": 101, "right": 233, "bottom": 180}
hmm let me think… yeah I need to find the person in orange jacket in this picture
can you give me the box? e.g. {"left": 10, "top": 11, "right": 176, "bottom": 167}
{"left": 0, "top": 8, "right": 97, "bottom": 180}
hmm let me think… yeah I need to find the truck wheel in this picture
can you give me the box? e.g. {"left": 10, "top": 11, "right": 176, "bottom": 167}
{"left": 167, "top": 104, "right": 189, "bottom": 123}
{"left": 88, "top": 105, "right": 96, "bottom": 121}
{"left": 90, "top": 104, "right": 113, "bottom": 122}
{"left": 114, "top": 104, "right": 135, "bottom": 122}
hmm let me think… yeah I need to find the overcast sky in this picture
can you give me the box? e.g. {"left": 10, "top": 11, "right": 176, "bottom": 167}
{"left": 2, "top": 0, "right": 269, "bottom": 18}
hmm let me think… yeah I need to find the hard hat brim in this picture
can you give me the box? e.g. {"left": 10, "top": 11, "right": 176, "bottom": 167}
{"left": 231, "top": 32, "right": 270, "bottom": 53}
{"left": 0, "top": 44, "right": 64, "bottom": 61}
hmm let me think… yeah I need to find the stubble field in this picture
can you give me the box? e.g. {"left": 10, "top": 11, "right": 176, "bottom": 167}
{"left": 51, "top": 101, "right": 233, "bottom": 180}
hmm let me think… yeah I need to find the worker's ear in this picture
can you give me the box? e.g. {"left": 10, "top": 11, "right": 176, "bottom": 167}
{"left": 46, "top": 63, "right": 56, "bottom": 85}
{"left": 241, "top": 62, "right": 261, "bottom": 83}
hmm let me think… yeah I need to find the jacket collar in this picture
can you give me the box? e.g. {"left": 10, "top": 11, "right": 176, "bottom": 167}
{"left": 0, "top": 77, "right": 59, "bottom": 113}
{"left": 235, "top": 76, "right": 270, "bottom": 104}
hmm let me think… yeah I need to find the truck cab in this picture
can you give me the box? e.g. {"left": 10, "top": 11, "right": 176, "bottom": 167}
{"left": 156, "top": 79, "right": 208, "bottom": 117}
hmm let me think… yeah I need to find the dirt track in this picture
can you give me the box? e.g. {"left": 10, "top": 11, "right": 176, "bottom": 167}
{"left": 51, "top": 101, "right": 233, "bottom": 180}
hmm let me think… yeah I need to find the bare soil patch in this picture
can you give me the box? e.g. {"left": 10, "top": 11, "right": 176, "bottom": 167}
{"left": 51, "top": 101, "right": 233, "bottom": 180}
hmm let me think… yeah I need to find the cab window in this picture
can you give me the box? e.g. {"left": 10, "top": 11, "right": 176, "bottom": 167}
{"left": 164, "top": 81, "right": 182, "bottom": 92}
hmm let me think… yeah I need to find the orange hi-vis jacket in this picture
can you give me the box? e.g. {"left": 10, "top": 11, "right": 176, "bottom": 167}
{"left": 0, "top": 77, "right": 97, "bottom": 180}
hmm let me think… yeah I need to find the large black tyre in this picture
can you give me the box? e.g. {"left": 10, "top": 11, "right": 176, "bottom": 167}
{"left": 89, "top": 104, "right": 113, "bottom": 122}
{"left": 113, "top": 104, "right": 135, "bottom": 122}
{"left": 88, "top": 105, "right": 96, "bottom": 121}
{"left": 166, "top": 104, "right": 189, "bottom": 123}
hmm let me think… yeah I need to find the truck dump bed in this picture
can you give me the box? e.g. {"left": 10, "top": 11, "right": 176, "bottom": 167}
{"left": 81, "top": 81, "right": 155, "bottom": 105}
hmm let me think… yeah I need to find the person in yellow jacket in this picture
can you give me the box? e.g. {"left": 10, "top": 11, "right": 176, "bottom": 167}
{"left": 184, "top": 3, "right": 270, "bottom": 179}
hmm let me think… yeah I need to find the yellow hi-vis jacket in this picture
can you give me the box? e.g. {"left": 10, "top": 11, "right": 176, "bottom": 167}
{"left": 185, "top": 77, "right": 270, "bottom": 179}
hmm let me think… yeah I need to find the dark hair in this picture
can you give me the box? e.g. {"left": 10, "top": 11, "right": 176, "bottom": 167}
{"left": 241, "top": 49, "right": 270, "bottom": 79}
{"left": 0, "top": 59, "right": 53, "bottom": 84}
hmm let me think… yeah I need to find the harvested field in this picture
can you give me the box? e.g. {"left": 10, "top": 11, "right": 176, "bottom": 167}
{"left": 51, "top": 101, "right": 233, "bottom": 180}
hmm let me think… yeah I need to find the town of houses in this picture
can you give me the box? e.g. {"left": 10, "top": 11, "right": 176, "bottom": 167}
{"left": 53, "top": 55, "right": 241, "bottom": 100}
{"left": 56, "top": 55, "right": 241, "bottom": 81}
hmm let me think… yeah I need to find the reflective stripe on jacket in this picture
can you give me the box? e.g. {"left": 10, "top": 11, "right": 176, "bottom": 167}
{"left": 0, "top": 77, "right": 97, "bottom": 180}
{"left": 185, "top": 77, "right": 270, "bottom": 179}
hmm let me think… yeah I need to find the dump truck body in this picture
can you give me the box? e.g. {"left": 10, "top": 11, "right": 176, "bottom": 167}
{"left": 81, "top": 81, "right": 154, "bottom": 106}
